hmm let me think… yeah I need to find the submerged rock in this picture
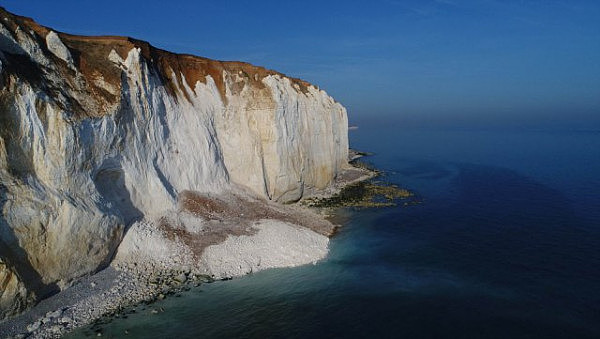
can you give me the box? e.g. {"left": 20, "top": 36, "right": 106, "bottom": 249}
{"left": 304, "top": 178, "right": 417, "bottom": 209}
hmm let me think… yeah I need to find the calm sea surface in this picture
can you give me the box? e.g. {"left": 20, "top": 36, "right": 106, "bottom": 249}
{"left": 70, "top": 123, "right": 600, "bottom": 338}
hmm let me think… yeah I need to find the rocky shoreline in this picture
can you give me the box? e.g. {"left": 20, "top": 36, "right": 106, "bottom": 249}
{"left": 0, "top": 247, "right": 212, "bottom": 338}
{"left": 0, "top": 164, "right": 375, "bottom": 339}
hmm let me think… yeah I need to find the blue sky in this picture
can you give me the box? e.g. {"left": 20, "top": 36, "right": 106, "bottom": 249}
{"left": 2, "top": 0, "right": 599, "bottom": 128}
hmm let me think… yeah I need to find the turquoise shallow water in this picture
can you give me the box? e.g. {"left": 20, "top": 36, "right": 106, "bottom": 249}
{"left": 69, "top": 125, "right": 600, "bottom": 338}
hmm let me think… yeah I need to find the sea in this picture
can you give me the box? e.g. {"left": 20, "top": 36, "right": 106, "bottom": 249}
{"left": 69, "top": 121, "right": 600, "bottom": 338}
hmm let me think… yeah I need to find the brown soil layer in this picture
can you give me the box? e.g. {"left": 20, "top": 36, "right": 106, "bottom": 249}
{"left": 0, "top": 6, "right": 315, "bottom": 114}
{"left": 157, "top": 189, "right": 336, "bottom": 260}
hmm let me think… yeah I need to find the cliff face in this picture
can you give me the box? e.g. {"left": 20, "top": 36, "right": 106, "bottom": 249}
{"left": 0, "top": 8, "right": 348, "bottom": 319}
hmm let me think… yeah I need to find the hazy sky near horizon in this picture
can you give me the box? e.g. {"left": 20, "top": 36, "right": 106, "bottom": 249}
{"left": 2, "top": 0, "right": 599, "bottom": 127}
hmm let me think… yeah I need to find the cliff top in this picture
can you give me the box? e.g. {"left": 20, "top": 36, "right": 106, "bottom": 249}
{"left": 0, "top": 7, "right": 314, "bottom": 108}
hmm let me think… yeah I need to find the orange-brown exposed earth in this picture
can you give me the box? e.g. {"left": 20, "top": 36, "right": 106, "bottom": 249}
{"left": 0, "top": 7, "right": 312, "bottom": 114}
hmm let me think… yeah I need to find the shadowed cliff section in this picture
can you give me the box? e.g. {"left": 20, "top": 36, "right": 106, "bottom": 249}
{"left": 0, "top": 183, "right": 60, "bottom": 319}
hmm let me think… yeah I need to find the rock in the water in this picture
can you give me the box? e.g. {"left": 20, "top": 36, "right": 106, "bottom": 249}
{"left": 46, "top": 309, "right": 63, "bottom": 318}
{"left": 59, "top": 316, "right": 72, "bottom": 324}
{"left": 26, "top": 320, "right": 41, "bottom": 333}
{"left": 174, "top": 273, "right": 187, "bottom": 284}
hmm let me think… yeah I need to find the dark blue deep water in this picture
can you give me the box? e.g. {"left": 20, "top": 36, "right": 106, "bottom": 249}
{"left": 71, "top": 124, "right": 600, "bottom": 338}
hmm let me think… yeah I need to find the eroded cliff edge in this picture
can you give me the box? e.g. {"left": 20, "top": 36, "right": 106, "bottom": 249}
{"left": 0, "top": 7, "right": 349, "bottom": 321}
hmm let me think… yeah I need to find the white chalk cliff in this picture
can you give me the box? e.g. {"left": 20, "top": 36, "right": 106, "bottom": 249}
{"left": 0, "top": 8, "right": 348, "bottom": 319}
